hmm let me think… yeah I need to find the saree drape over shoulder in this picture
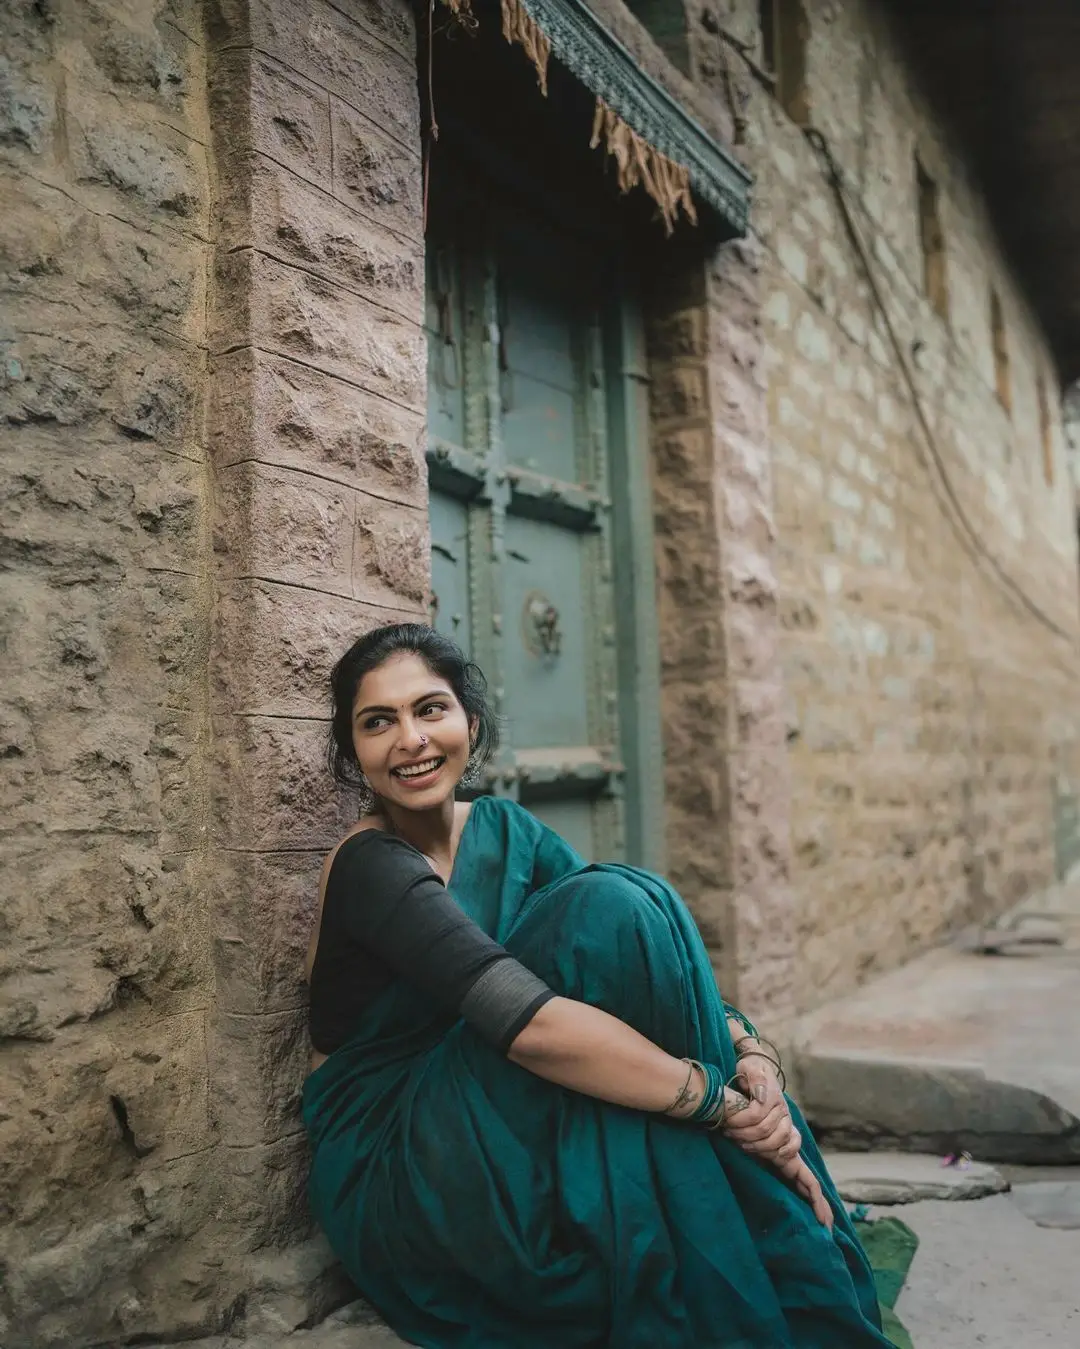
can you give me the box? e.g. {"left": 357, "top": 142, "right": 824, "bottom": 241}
{"left": 302, "top": 796, "right": 894, "bottom": 1348}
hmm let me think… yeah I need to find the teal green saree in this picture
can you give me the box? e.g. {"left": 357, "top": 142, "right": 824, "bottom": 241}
{"left": 302, "top": 796, "right": 894, "bottom": 1348}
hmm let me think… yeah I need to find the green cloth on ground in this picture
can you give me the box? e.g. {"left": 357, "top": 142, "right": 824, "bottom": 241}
{"left": 303, "top": 795, "right": 897, "bottom": 1348}
{"left": 854, "top": 1216, "right": 920, "bottom": 1349}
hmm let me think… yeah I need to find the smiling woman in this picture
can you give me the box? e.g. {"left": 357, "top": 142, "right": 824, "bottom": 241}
{"left": 301, "top": 623, "right": 895, "bottom": 1349}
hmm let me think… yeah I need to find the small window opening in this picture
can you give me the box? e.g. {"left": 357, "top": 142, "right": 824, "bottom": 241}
{"left": 625, "top": 0, "right": 690, "bottom": 75}
{"left": 990, "top": 288, "right": 1011, "bottom": 415}
{"left": 916, "top": 157, "right": 948, "bottom": 321}
{"left": 1037, "top": 374, "right": 1054, "bottom": 486}
{"left": 759, "top": 0, "right": 809, "bottom": 125}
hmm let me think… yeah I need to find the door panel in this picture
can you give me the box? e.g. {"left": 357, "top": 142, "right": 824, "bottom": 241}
{"left": 425, "top": 162, "right": 649, "bottom": 864}
{"left": 429, "top": 492, "right": 473, "bottom": 653}
{"left": 425, "top": 245, "right": 467, "bottom": 453}
{"left": 501, "top": 515, "right": 591, "bottom": 750}
{"left": 526, "top": 798, "right": 596, "bottom": 863}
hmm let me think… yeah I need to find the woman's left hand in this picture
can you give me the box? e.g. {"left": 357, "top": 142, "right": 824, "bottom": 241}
{"left": 723, "top": 1052, "right": 800, "bottom": 1164}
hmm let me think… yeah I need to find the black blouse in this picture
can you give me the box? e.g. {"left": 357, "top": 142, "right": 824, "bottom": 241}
{"left": 308, "top": 830, "right": 556, "bottom": 1056}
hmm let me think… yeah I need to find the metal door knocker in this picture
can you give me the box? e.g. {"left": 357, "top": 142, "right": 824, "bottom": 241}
{"left": 523, "top": 591, "right": 562, "bottom": 657}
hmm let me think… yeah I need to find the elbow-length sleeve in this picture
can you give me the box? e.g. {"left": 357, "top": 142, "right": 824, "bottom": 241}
{"left": 326, "top": 832, "right": 555, "bottom": 1052}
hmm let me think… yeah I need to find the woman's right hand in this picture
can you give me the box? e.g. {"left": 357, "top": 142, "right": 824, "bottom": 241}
{"left": 775, "top": 1152, "right": 834, "bottom": 1230}
{"left": 720, "top": 1087, "right": 833, "bottom": 1230}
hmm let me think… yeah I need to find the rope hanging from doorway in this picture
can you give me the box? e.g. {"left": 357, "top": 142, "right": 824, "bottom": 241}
{"left": 437, "top": 0, "right": 699, "bottom": 234}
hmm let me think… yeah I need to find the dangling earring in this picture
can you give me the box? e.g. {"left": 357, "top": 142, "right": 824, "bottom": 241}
{"left": 459, "top": 749, "right": 481, "bottom": 790}
{"left": 355, "top": 772, "right": 376, "bottom": 816}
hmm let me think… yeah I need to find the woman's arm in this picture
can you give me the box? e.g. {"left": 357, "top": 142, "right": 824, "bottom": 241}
{"left": 509, "top": 998, "right": 832, "bottom": 1228}
{"left": 508, "top": 996, "right": 708, "bottom": 1115}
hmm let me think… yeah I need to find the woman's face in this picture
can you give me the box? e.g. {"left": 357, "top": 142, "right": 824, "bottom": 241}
{"left": 351, "top": 652, "right": 473, "bottom": 811}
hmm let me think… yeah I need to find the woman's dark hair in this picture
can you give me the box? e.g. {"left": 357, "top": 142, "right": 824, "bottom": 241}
{"left": 328, "top": 623, "right": 499, "bottom": 788}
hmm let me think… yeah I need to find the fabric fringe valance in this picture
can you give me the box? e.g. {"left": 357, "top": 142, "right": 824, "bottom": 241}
{"left": 589, "top": 97, "right": 697, "bottom": 234}
{"left": 495, "top": 0, "right": 694, "bottom": 232}
{"left": 435, "top": 0, "right": 751, "bottom": 240}
{"left": 500, "top": 0, "right": 551, "bottom": 97}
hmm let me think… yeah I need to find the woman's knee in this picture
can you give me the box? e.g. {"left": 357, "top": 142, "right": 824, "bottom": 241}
{"left": 509, "top": 868, "right": 684, "bottom": 1004}
{"left": 528, "top": 868, "right": 663, "bottom": 946}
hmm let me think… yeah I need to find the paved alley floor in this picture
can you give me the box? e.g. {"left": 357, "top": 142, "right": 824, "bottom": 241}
{"left": 895, "top": 1187, "right": 1080, "bottom": 1346}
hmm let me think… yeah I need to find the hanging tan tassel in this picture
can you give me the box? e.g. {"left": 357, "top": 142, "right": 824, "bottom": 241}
{"left": 439, "top": 0, "right": 478, "bottom": 32}
{"left": 590, "top": 98, "right": 697, "bottom": 235}
{"left": 500, "top": 0, "right": 551, "bottom": 96}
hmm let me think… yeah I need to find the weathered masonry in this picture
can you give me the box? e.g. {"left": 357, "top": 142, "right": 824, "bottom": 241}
{"left": 3, "top": 0, "right": 1079, "bottom": 1342}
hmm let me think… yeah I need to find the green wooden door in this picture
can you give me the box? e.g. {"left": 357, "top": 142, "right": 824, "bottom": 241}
{"left": 425, "top": 167, "right": 663, "bottom": 867}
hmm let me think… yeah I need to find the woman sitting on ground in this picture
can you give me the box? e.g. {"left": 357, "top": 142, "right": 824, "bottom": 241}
{"left": 303, "top": 622, "right": 892, "bottom": 1348}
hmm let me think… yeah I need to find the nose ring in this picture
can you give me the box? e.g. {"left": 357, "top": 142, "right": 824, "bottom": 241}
{"left": 418, "top": 734, "right": 429, "bottom": 748}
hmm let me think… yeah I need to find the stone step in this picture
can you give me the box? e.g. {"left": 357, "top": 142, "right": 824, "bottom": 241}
{"left": 792, "top": 938, "right": 1080, "bottom": 1164}
{"left": 822, "top": 1150, "right": 1009, "bottom": 1204}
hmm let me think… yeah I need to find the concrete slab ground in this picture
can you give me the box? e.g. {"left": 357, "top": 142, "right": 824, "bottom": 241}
{"left": 792, "top": 883, "right": 1080, "bottom": 1162}
{"left": 896, "top": 1192, "right": 1080, "bottom": 1347}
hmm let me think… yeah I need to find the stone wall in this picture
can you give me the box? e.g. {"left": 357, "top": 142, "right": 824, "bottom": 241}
{"left": 703, "top": 0, "right": 1080, "bottom": 1008}
{"left": 1, "top": 0, "right": 220, "bottom": 1342}
{"left": 1, "top": 0, "right": 428, "bottom": 1343}
{"left": 646, "top": 239, "right": 796, "bottom": 1022}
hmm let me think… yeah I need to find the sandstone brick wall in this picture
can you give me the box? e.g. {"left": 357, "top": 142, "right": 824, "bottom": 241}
{"left": 202, "top": 0, "right": 427, "bottom": 1261}
{"left": 706, "top": 0, "right": 1080, "bottom": 1009}
{"left": 646, "top": 241, "right": 797, "bottom": 1023}
{"left": 1, "top": 0, "right": 428, "bottom": 1342}
{"left": 0, "top": 0, "right": 220, "bottom": 1341}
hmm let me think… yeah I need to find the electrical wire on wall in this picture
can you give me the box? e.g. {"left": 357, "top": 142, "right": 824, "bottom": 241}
{"left": 802, "top": 125, "right": 1077, "bottom": 648}
{"left": 712, "top": 22, "right": 1077, "bottom": 651}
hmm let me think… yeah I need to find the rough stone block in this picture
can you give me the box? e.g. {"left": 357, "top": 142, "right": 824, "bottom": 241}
{"left": 224, "top": 1132, "right": 314, "bottom": 1246}
{"left": 66, "top": 86, "right": 207, "bottom": 224}
{"left": 212, "top": 49, "right": 333, "bottom": 194}
{"left": 257, "top": 0, "right": 419, "bottom": 148}
{"left": 330, "top": 96, "right": 422, "bottom": 242}
{"left": 211, "top": 1009, "right": 309, "bottom": 1146}
{"left": 213, "top": 460, "right": 356, "bottom": 597}
{"left": 211, "top": 250, "right": 424, "bottom": 411}
{"left": 655, "top": 607, "right": 726, "bottom": 680}
{"left": 211, "top": 577, "right": 420, "bottom": 719}
{"left": 212, "top": 847, "right": 324, "bottom": 1015}
{"left": 1, "top": 1143, "right": 224, "bottom": 1348}
{"left": 104, "top": 1012, "right": 212, "bottom": 1162}
{"left": 653, "top": 499, "right": 721, "bottom": 607}
{"left": 649, "top": 362, "right": 709, "bottom": 423}
{"left": 651, "top": 425, "right": 714, "bottom": 491}
{"left": 209, "top": 349, "right": 425, "bottom": 505}
{"left": 1, "top": 314, "right": 204, "bottom": 457}
{"left": 0, "top": 48, "right": 55, "bottom": 155}
{"left": 647, "top": 306, "right": 706, "bottom": 361}
{"left": 240, "top": 153, "right": 423, "bottom": 316}
{"left": 353, "top": 494, "right": 429, "bottom": 608}
{"left": 85, "top": 7, "right": 191, "bottom": 109}
{"left": 210, "top": 714, "right": 358, "bottom": 853}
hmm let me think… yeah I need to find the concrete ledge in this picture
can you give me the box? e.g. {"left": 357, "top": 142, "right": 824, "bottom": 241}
{"left": 793, "top": 939, "right": 1080, "bottom": 1164}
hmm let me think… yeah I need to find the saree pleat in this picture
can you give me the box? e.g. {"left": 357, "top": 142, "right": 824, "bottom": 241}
{"left": 303, "top": 796, "right": 893, "bottom": 1348}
